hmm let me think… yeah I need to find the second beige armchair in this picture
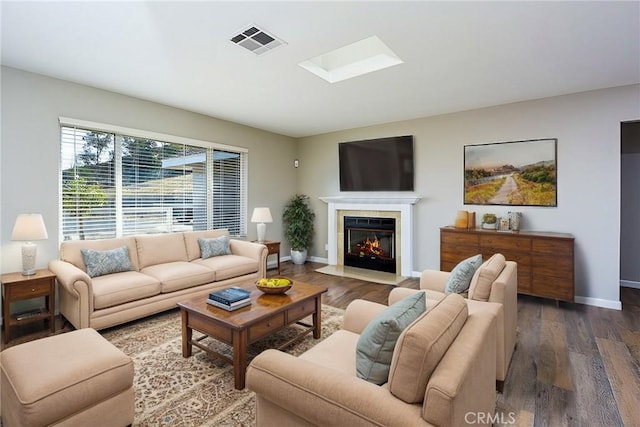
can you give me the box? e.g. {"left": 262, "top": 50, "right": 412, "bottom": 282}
{"left": 390, "top": 254, "right": 517, "bottom": 391}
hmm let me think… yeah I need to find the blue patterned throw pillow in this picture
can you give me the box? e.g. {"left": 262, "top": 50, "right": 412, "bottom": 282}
{"left": 444, "top": 254, "right": 483, "bottom": 295}
{"left": 199, "top": 235, "right": 231, "bottom": 259}
{"left": 356, "top": 292, "right": 426, "bottom": 385}
{"left": 80, "top": 246, "right": 133, "bottom": 278}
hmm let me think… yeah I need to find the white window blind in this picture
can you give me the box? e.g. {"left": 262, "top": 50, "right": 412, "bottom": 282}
{"left": 212, "top": 149, "right": 246, "bottom": 235}
{"left": 60, "top": 122, "right": 247, "bottom": 241}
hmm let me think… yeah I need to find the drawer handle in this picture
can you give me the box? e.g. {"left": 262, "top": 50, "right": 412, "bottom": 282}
{"left": 31, "top": 288, "right": 36, "bottom": 292}
{"left": 266, "top": 321, "right": 271, "bottom": 327}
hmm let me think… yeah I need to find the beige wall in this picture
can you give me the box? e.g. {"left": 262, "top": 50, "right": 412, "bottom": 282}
{"left": 297, "top": 84, "right": 640, "bottom": 308}
{"left": 0, "top": 66, "right": 297, "bottom": 274}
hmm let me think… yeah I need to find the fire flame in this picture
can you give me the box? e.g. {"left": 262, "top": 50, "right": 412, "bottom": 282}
{"left": 356, "top": 235, "right": 385, "bottom": 257}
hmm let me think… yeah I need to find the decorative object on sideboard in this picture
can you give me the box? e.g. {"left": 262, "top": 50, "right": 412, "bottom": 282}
{"left": 283, "top": 194, "right": 315, "bottom": 265}
{"left": 499, "top": 217, "right": 510, "bottom": 231}
{"left": 455, "top": 210, "right": 477, "bottom": 229}
{"left": 251, "top": 207, "right": 273, "bottom": 243}
{"left": 454, "top": 210, "right": 468, "bottom": 229}
{"left": 11, "top": 213, "right": 49, "bottom": 276}
{"left": 508, "top": 211, "right": 522, "bottom": 231}
{"left": 481, "top": 213, "right": 497, "bottom": 230}
{"left": 467, "top": 211, "right": 476, "bottom": 229}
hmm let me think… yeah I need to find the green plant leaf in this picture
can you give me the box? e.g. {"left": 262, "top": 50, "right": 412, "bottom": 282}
{"left": 283, "top": 194, "right": 315, "bottom": 251}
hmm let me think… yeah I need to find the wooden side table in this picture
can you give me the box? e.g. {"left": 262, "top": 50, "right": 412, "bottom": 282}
{"left": 253, "top": 240, "right": 281, "bottom": 274}
{"left": 1, "top": 269, "right": 56, "bottom": 344}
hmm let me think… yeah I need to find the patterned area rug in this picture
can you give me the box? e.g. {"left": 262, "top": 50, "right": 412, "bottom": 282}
{"left": 101, "top": 305, "right": 345, "bottom": 426}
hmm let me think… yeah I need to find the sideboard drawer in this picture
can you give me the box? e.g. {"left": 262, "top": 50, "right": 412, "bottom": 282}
{"left": 533, "top": 256, "right": 573, "bottom": 276}
{"left": 532, "top": 238, "right": 574, "bottom": 255}
{"left": 480, "top": 235, "right": 532, "bottom": 251}
{"left": 532, "top": 276, "right": 574, "bottom": 301}
{"left": 441, "top": 231, "right": 479, "bottom": 246}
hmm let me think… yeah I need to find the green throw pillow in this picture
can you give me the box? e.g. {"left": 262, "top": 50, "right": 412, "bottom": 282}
{"left": 80, "top": 246, "right": 133, "bottom": 278}
{"left": 444, "top": 254, "right": 483, "bottom": 295}
{"left": 198, "top": 235, "right": 231, "bottom": 259}
{"left": 356, "top": 292, "right": 426, "bottom": 385}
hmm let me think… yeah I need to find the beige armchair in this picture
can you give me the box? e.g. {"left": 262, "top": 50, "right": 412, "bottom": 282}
{"left": 390, "top": 254, "right": 517, "bottom": 391}
{"left": 247, "top": 293, "right": 497, "bottom": 427}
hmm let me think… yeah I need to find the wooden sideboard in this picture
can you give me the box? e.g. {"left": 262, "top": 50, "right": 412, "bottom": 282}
{"left": 440, "top": 226, "right": 575, "bottom": 302}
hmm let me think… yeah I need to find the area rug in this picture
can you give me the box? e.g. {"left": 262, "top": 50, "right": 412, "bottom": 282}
{"left": 101, "top": 305, "right": 345, "bottom": 426}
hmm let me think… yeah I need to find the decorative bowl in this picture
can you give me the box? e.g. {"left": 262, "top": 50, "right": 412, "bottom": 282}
{"left": 256, "top": 277, "right": 293, "bottom": 294}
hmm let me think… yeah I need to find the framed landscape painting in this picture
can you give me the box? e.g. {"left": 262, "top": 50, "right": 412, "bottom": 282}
{"left": 464, "top": 138, "right": 557, "bottom": 206}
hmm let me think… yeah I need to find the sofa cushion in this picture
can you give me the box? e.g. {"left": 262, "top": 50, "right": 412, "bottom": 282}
{"left": 355, "top": 292, "right": 426, "bottom": 385}
{"left": 199, "top": 235, "right": 232, "bottom": 259}
{"left": 468, "top": 253, "right": 506, "bottom": 302}
{"left": 80, "top": 246, "right": 134, "bottom": 278}
{"left": 60, "top": 237, "right": 140, "bottom": 272}
{"left": 388, "top": 293, "right": 468, "bottom": 403}
{"left": 444, "top": 254, "right": 482, "bottom": 295}
{"left": 141, "top": 261, "right": 216, "bottom": 293}
{"left": 92, "top": 271, "right": 161, "bottom": 310}
{"left": 184, "top": 229, "right": 230, "bottom": 261}
{"left": 135, "top": 233, "right": 188, "bottom": 269}
{"left": 192, "top": 255, "right": 258, "bottom": 281}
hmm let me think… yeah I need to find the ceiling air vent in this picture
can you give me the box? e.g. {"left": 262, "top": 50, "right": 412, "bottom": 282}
{"left": 230, "top": 24, "right": 286, "bottom": 55}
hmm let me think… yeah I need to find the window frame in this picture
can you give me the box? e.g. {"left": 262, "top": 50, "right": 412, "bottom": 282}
{"left": 58, "top": 117, "right": 248, "bottom": 241}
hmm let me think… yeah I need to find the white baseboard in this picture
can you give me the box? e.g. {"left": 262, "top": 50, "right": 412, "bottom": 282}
{"left": 620, "top": 280, "right": 640, "bottom": 289}
{"left": 308, "top": 256, "right": 328, "bottom": 264}
{"left": 267, "top": 259, "right": 281, "bottom": 269}
{"left": 574, "top": 296, "right": 622, "bottom": 310}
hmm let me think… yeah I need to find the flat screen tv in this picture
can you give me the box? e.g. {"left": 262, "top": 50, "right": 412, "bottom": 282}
{"left": 339, "top": 135, "right": 414, "bottom": 191}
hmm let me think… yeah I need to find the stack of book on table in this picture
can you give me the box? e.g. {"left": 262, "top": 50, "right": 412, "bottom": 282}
{"left": 207, "top": 287, "right": 251, "bottom": 311}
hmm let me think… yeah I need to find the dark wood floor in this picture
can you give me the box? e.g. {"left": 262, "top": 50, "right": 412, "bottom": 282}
{"left": 3, "top": 261, "right": 639, "bottom": 426}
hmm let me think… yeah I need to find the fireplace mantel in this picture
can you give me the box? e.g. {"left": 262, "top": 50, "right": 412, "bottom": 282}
{"left": 319, "top": 196, "right": 420, "bottom": 205}
{"left": 320, "top": 195, "right": 421, "bottom": 277}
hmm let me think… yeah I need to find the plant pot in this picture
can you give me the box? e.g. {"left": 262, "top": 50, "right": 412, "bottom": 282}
{"left": 290, "top": 249, "right": 308, "bottom": 265}
{"left": 482, "top": 222, "right": 497, "bottom": 230}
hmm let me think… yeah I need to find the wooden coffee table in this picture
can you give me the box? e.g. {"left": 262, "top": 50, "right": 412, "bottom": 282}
{"left": 177, "top": 280, "right": 327, "bottom": 390}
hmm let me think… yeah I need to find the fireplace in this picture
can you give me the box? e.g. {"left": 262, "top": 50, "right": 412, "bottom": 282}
{"left": 320, "top": 196, "right": 420, "bottom": 278}
{"left": 344, "top": 216, "right": 396, "bottom": 274}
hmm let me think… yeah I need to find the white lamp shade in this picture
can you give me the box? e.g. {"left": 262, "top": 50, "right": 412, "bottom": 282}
{"left": 251, "top": 207, "right": 273, "bottom": 223}
{"left": 11, "top": 214, "right": 48, "bottom": 241}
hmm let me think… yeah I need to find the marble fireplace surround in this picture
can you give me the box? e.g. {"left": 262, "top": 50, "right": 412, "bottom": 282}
{"left": 319, "top": 196, "right": 420, "bottom": 278}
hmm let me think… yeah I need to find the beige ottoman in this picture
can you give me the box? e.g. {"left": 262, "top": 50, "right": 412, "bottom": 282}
{"left": 1, "top": 328, "right": 134, "bottom": 427}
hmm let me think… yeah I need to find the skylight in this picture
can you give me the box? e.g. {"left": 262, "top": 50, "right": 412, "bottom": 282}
{"left": 298, "top": 36, "right": 403, "bottom": 83}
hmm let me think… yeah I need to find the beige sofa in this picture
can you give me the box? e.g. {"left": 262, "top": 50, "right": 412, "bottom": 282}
{"left": 389, "top": 254, "right": 517, "bottom": 390}
{"left": 49, "top": 229, "right": 267, "bottom": 330}
{"left": 247, "top": 293, "right": 497, "bottom": 427}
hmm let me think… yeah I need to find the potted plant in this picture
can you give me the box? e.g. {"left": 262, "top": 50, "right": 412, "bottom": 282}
{"left": 482, "top": 213, "right": 497, "bottom": 230}
{"left": 283, "top": 194, "right": 315, "bottom": 264}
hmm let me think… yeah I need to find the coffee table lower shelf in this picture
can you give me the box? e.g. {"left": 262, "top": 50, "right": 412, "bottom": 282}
{"left": 186, "top": 319, "right": 314, "bottom": 367}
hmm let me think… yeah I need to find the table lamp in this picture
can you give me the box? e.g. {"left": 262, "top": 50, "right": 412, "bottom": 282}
{"left": 11, "top": 213, "right": 49, "bottom": 276}
{"left": 251, "top": 207, "right": 273, "bottom": 243}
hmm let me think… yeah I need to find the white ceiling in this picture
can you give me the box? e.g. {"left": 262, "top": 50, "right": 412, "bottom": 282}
{"left": 2, "top": 1, "right": 639, "bottom": 138}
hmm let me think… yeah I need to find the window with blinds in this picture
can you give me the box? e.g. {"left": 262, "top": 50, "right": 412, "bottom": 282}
{"left": 60, "top": 123, "right": 247, "bottom": 241}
